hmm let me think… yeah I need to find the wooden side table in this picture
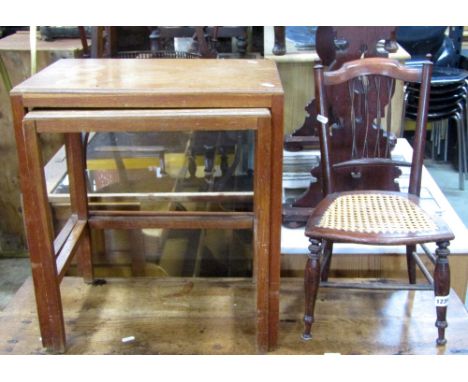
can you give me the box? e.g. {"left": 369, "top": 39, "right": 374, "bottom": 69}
{"left": 10, "top": 59, "right": 284, "bottom": 353}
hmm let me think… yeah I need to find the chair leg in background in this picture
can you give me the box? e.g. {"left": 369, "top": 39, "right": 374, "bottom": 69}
{"left": 434, "top": 241, "right": 451, "bottom": 346}
{"left": 320, "top": 240, "right": 334, "bottom": 282}
{"left": 454, "top": 113, "right": 465, "bottom": 190}
{"left": 406, "top": 244, "right": 417, "bottom": 284}
{"left": 464, "top": 96, "right": 468, "bottom": 179}
{"left": 303, "top": 238, "right": 322, "bottom": 340}
{"left": 459, "top": 106, "right": 468, "bottom": 180}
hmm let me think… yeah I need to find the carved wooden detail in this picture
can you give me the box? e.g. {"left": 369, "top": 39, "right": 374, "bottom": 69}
{"left": 283, "top": 27, "right": 399, "bottom": 227}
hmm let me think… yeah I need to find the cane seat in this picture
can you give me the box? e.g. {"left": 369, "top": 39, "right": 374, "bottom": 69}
{"left": 306, "top": 191, "right": 453, "bottom": 245}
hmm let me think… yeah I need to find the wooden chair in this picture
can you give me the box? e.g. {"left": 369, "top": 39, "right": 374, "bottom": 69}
{"left": 303, "top": 57, "right": 455, "bottom": 346}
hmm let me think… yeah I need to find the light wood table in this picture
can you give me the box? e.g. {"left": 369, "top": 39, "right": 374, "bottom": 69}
{"left": 10, "top": 59, "right": 284, "bottom": 353}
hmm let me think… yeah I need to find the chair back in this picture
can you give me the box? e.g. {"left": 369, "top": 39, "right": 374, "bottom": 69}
{"left": 314, "top": 57, "right": 432, "bottom": 196}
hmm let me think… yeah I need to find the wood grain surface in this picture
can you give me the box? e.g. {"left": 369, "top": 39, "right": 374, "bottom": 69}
{"left": 1, "top": 277, "right": 467, "bottom": 355}
{"left": 11, "top": 59, "right": 283, "bottom": 108}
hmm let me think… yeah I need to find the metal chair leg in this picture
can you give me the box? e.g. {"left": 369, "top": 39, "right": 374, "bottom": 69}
{"left": 453, "top": 113, "right": 464, "bottom": 190}
{"left": 443, "top": 120, "right": 449, "bottom": 162}
{"left": 437, "top": 120, "right": 442, "bottom": 157}
{"left": 461, "top": 101, "right": 468, "bottom": 179}
{"left": 456, "top": 105, "right": 467, "bottom": 183}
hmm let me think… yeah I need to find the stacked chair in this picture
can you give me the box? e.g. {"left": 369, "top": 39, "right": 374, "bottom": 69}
{"left": 397, "top": 26, "right": 468, "bottom": 190}
{"left": 404, "top": 65, "right": 468, "bottom": 189}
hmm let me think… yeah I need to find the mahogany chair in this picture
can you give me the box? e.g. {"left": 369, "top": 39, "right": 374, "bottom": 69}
{"left": 303, "top": 57, "right": 455, "bottom": 346}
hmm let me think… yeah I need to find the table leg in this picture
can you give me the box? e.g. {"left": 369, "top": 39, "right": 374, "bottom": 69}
{"left": 268, "top": 96, "right": 284, "bottom": 350}
{"left": 11, "top": 97, "right": 58, "bottom": 350}
{"left": 64, "top": 133, "right": 94, "bottom": 282}
{"left": 23, "top": 121, "right": 66, "bottom": 353}
{"left": 254, "top": 116, "right": 272, "bottom": 353}
{"left": 130, "top": 230, "right": 146, "bottom": 276}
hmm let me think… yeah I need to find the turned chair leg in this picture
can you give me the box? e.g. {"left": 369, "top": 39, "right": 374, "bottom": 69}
{"left": 434, "top": 241, "right": 451, "bottom": 346}
{"left": 303, "top": 238, "right": 322, "bottom": 340}
{"left": 188, "top": 150, "right": 197, "bottom": 179}
{"left": 406, "top": 245, "right": 417, "bottom": 284}
{"left": 203, "top": 145, "right": 216, "bottom": 187}
{"left": 320, "top": 240, "right": 333, "bottom": 282}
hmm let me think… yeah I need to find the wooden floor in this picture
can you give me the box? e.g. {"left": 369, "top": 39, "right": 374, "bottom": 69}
{"left": 1, "top": 277, "right": 468, "bottom": 355}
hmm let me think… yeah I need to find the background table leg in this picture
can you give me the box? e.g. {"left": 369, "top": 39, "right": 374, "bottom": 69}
{"left": 65, "top": 133, "right": 94, "bottom": 283}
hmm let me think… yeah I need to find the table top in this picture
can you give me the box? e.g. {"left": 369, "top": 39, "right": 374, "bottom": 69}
{"left": 11, "top": 59, "right": 284, "bottom": 108}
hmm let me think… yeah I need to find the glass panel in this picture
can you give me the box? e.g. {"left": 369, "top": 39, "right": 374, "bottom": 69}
{"left": 65, "top": 228, "right": 253, "bottom": 278}
{"left": 50, "top": 130, "right": 254, "bottom": 213}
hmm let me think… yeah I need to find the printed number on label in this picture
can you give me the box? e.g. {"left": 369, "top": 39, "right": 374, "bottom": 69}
{"left": 435, "top": 295, "right": 449, "bottom": 307}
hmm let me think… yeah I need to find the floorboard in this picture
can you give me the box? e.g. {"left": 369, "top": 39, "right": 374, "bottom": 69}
{"left": 1, "top": 277, "right": 467, "bottom": 355}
